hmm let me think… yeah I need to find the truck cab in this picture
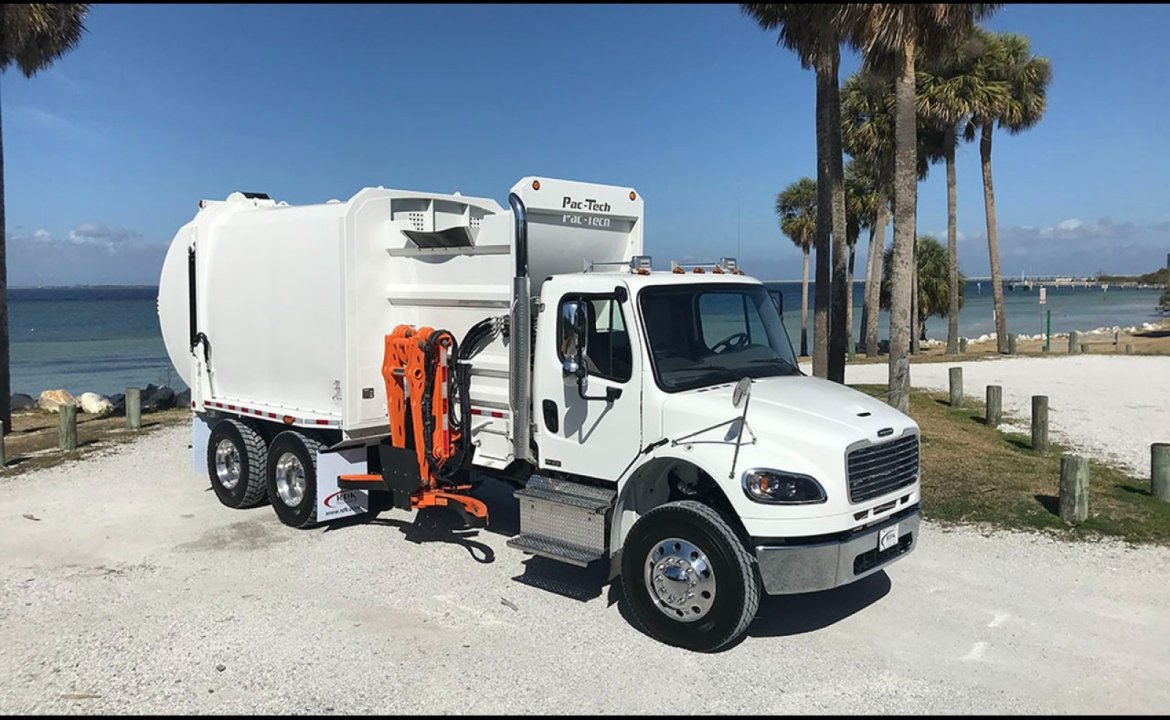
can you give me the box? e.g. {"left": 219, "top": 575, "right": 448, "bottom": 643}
{"left": 521, "top": 261, "right": 920, "bottom": 650}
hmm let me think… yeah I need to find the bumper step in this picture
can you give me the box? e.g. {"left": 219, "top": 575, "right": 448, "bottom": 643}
{"left": 506, "top": 534, "right": 604, "bottom": 567}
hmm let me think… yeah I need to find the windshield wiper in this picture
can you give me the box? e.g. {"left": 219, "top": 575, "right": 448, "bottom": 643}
{"left": 748, "top": 357, "right": 803, "bottom": 375}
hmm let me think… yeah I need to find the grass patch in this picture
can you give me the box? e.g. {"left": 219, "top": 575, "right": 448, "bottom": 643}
{"left": 852, "top": 383, "right": 1170, "bottom": 546}
{"left": 0, "top": 407, "right": 190, "bottom": 478}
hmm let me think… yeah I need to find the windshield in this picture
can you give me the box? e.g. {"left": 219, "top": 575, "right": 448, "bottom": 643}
{"left": 638, "top": 283, "right": 801, "bottom": 392}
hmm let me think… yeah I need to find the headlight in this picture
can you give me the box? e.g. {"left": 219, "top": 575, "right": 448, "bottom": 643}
{"left": 741, "top": 469, "right": 827, "bottom": 504}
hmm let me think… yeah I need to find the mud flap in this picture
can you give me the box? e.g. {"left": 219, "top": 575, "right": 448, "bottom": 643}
{"left": 316, "top": 447, "right": 370, "bottom": 522}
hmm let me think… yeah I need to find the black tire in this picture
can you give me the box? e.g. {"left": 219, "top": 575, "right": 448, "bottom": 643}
{"left": 266, "top": 431, "right": 323, "bottom": 529}
{"left": 206, "top": 419, "right": 268, "bottom": 509}
{"left": 620, "top": 500, "right": 761, "bottom": 652}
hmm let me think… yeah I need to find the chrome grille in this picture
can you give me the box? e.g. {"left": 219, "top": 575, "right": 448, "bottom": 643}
{"left": 846, "top": 433, "right": 919, "bottom": 503}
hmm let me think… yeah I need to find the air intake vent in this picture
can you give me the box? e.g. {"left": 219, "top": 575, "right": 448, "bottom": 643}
{"left": 403, "top": 226, "right": 475, "bottom": 249}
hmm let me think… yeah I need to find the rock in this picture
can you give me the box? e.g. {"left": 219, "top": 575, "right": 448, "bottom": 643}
{"left": 175, "top": 388, "right": 192, "bottom": 408}
{"left": 77, "top": 392, "right": 114, "bottom": 416}
{"left": 144, "top": 383, "right": 159, "bottom": 395}
{"left": 37, "top": 389, "right": 78, "bottom": 413}
{"left": 143, "top": 386, "right": 175, "bottom": 411}
{"left": 11, "top": 393, "right": 35, "bottom": 410}
{"left": 109, "top": 393, "right": 126, "bottom": 415}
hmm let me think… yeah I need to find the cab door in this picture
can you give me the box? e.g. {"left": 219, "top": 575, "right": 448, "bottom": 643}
{"left": 532, "top": 276, "right": 642, "bottom": 481}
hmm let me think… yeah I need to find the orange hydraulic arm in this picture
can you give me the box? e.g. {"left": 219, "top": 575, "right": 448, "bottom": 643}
{"left": 342, "top": 324, "right": 486, "bottom": 524}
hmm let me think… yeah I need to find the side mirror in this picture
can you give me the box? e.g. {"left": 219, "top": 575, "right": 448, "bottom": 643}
{"left": 561, "top": 300, "right": 589, "bottom": 379}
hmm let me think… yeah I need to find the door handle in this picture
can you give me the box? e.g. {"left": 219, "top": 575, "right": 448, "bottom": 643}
{"left": 542, "top": 399, "right": 559, "bottom": 434}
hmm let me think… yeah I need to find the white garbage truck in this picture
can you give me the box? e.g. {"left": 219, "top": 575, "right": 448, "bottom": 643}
{"left": 157, "top": 175, "right": 921, "bottom": 651}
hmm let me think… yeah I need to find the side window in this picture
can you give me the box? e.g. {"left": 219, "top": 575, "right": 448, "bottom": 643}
{"left": 557, "top": 295, "right": 632, "bottom": 383}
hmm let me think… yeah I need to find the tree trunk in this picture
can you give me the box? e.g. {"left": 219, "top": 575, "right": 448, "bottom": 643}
{"left": 981, "top": 122, "right": 1008, "bottom": 354}
{"left": 812, "top": 63, "right": 832, "bottom": 378}
{"left": 824, "top": 49, "right": 849, "bottom": 384}
{"left": 800, "top": 244, "right": 810, "bottom": 357}
{"left": 888, "top": 38, "right": 917, "bottom": 413}
{"left": 0, "top": 78, "right": 9, "bottom": 436}
{"left": 945, "top": 128, "right": 960, "bottom": 355}
{"left": 858, "top": 224, "right": 875, "bottom": 356}
{"left": 865, "top": 194, "right": 888, "bottom": 357}
{"left": 846, "top": 237, "right": 856, "bottom": 357}
{"left": 910, "top": 237, "right": 919, "bottom": 354}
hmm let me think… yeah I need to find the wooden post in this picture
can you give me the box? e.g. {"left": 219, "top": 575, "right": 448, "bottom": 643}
{"left": 949, "top": 367, "right": 963, "bottom": 408}
{"left": 1114, "top": 330, "right": 1120, "bottom": 351}
{"left": 1126, "top": 343, "right": 1135, "bottom": 355}
{"left": 1152, "top": 443, "right": 1170, "bottom": 503}
{"left": 1081, "top": 343, "right": 1090, "bottom": 354}
{"left": 127, "top": 388, "right": 142, "bottom": 430}
{"left": 1059, "top": 454, "right": 1089, "bottom": 523}
{"left": 959, "top": 337, "right": 968, "bottom": 354}
{"left": 1008, "top": 333, "right": 1018, "bottom": 355}
{"left": 1032, "top": 395, "right": 1049, "bottom": 453}
{"left": 1068, "top": 331, "right": 1079, "bottom": 354}
{"left": 59, "top": 405, "right": 78, "bottom": 451}
{"left": 986, "top": 385, "right": 1002, "bottom": 428}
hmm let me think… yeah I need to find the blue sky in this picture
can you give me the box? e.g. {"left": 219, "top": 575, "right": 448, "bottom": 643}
{"left": 5, "top": 3, "right": 1170, "bottom": 286}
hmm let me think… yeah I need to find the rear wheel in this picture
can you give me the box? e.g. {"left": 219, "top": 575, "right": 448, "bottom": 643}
{"left": 620, "top": 500, "right": 760, "bottom": 652}
{"left": 266, "top": 431, "right": 323, "bottom": 528}
{"left": 206, "top": 419, "right": 268, "bottom": 508}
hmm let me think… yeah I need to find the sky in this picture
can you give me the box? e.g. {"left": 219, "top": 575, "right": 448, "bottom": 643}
{"left": 4, "top": 3, "right": 1170, "bottom": 286}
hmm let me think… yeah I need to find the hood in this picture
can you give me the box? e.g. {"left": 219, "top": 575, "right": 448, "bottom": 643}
{"left": 659, "top": 374, "right": 917, "bottom": 482}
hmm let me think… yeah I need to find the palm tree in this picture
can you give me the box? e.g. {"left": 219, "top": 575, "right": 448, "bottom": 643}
{"left": 741, "top": 4, "right": 849, "bottom": 382}
{"left": 0, "top": 4, "right": 90, "bottom": 435}
{"left": 841, "top": 70, "right": 895, "bottom": 359}
{"left": 844, "top": 161, "right": 878, "bottom": 357}
{"left": 880, "top": 235, "right": 965, "bottom": 342}
{"left": 841, "top": 3, "right": 1002, "bottom": 412}
{"left": 841, "top": 67, "right": 951, "bottom": 359}
{"left": 776, "top": 178, "right": 817, "bottom": 357}
{"left": 970, "top": 31, "right": 1052, "bottom": 354}
{"left": 918, "top": 30, "right": 1008, "bottom": 355}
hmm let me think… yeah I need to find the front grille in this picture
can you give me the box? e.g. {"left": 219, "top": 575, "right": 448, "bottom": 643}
{"left": 853, "top": 532, "right": 914, "bottom": 575}
{"left": 846, "top": 433, "right": 919, "bottom": 503}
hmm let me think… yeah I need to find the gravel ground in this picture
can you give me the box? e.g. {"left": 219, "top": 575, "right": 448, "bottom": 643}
{"left": 832, "top": 355, "right": 1170, "bottom": 478}
{"left": 2, "top": 423, "right": 1169, "bottom": 714}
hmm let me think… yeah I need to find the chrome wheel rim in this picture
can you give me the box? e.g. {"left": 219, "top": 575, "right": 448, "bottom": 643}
{"left": 214, "top": 439, "right": 241, "bottom": 490}
{"left": 644, "top": 537, "right": 716, "bottom": 622}
{"left": 275, "top": 452, "right": 306, "bottom": 507}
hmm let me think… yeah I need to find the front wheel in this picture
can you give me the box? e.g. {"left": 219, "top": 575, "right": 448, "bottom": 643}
{"left": 620, "top": 501, "right": 760, "bottom": 652}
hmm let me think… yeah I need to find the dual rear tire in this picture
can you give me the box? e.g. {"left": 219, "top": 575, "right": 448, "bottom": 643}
{"left": 206, "top": 420, "right": 322, "bottom": 528}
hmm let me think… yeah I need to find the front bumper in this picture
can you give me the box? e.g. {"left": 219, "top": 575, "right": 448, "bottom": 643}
{"left": 754, "top": 504, "right": 920, "bottom": 595}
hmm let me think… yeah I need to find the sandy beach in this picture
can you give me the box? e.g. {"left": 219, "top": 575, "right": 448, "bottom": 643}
{"left": 835, "top": 355, "right": 1170, "bottom": 479}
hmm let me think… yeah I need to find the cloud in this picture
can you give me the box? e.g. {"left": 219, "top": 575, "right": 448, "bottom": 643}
{"left": 958, "top": 216, "right": 1167, "bottom": 276}
{"left": 67, "top": 223, "right": 144, "bottom": 249}
{"left": 6, "top": 224, "right": 166, "bottom": 286}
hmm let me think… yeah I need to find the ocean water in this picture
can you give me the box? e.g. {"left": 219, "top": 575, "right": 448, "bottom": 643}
{"left": 765, "top": 280, "right": 1167, "bottom": 350}
{"left": 4, "top": 282, "right": 1165, "bottom": 398}
{"left": 9, "top": 287, "right": 182, "bottom": 398}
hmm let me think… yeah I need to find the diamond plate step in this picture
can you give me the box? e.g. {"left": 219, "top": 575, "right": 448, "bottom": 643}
{"left": 506, "top": 534, "right": 604, "bottom": 568}
{"left": 513, "top": 474, "right": 615, "bottom": 512}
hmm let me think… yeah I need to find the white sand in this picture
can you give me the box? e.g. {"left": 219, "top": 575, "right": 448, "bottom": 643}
{"left": 2, "top": 424, "right": 1169, "bottom": 713}
{"left": 832, "top": 355, "right": 1170, "bottom": 478}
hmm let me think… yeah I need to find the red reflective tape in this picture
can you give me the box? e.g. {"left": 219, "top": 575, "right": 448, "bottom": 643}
{"left": 267, "top": 412, "right": 277, "bottom": 419}
{"left": 227, "top": 405, "right": 236, "bottom": 411}
{"left": 471, "top": 409, "right": 483, "bottom": 416}
{"left": 491, "top": 411, "right": 504, "bottom": 418}
{"left": 315, "top": 419, "right": 329, "bottom": 426}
